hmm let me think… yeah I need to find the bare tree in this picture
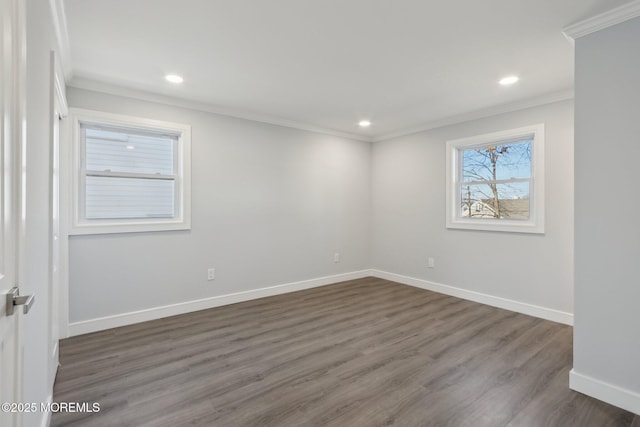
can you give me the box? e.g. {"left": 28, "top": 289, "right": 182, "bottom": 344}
{"left": 462, "top": 142, "right": 530, "bottom": 218}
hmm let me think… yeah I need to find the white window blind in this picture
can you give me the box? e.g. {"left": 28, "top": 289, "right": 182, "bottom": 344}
{"left": 81, "top": 124, "right": 179, "bottom": 220}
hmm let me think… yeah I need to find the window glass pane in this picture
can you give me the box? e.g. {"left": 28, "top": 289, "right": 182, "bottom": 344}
{"left": 84, "top": 126, "right": 175, "bottom": 175}
{"left": 86, "top": 176, "right": 175, "bottom": 219}
{"left": 462, "top": 139, "right": 531, "bottom": 182}
{"left": 459, "top": 182, "right": 530, "bottom": 219}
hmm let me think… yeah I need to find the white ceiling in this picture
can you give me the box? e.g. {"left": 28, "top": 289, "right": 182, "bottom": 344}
{"left": 62, "top": 0, "right": 629, "bottom": 140}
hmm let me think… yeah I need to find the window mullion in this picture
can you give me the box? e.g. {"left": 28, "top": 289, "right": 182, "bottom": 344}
{"left": 462, "top": 177, "right": 531, "bottom": 186}
{"left": 85, "top": 170, "right": 177, "bottom": 181}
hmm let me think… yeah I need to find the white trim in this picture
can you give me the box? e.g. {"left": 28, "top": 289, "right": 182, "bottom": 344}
{"left": 67, "top": 78, "right": 575, "bottom": 145}
{"left": 49, "top": 340, "right": 58, "bottom": 388}
{"left": 445, "top": 124, "right": 545, "bottom": 234}
{"left": 370, "top": 270, "right": 573, "bottom": 325}
{"left": 563, "top": 1, "right": 640, "bottom": 42}
{"left": 570, "top": 369, "right": 640, "bottom": 415}
{"left": 52, "top": 52, "right": 68, "bottom": 118}
{"left": 59, "top": 99, "right": 71, "bottom": 340}
{"left": 373, "top": 90, "right": 572, "bottom": 142}
{"left": 67, "top": 77, "right": 372, "bottom": 143}
{"left": 68, "top": 269, "right": 574, "bottom": 336}
{"left": 68, "top": 270, "right": 372, "bottom": 336}
{"left": 52, "top": 340, "right": 58, "bottom": 365}
{"left": 48, "top": 0, "right": 72, "bottom": 80}
{"left": 47, "top": 52, "right": 63, "bottom": 419}
{"left": 68, "top": 108, "right": 192, "bottom": 235}
{"left": 39, "top": 393, "right": 53, "bottom": 427}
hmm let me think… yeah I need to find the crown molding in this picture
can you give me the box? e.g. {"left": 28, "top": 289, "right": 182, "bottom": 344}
{"left": 49, "top": 0, "right": 72, "bottom": 79}
{"left": 563, "top": 0, "right": 640, "bottom": 41}
{"left": 372, "top": 89, "right": 574, "bottom": 142}
{"left": 67, "top": 77, "right": 373, "bottom": 142}
{"left": 69, "top": 77, "right": 573, "bottom": 145}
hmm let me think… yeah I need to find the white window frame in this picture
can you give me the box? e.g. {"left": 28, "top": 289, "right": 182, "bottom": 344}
{"left": 69, "top": 108, "right": 191, "bottom": 235}
{"left": 445, "top": 124, "right": 545, "bottom": 234}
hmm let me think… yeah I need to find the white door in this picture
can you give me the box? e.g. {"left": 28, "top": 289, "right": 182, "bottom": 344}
{"left": 1, "top": 0, "right": 27, "bottom": 425}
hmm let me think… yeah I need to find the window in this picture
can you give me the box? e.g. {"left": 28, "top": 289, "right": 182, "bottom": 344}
{"left": 445, "top": 124, "right": 544, "bottom": 233}
{"left": 71, "top": 109, "right": 191, "bottom": 234}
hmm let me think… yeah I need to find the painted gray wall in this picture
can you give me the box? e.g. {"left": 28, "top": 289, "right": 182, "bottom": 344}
{"left": 372, "top": 100, "right": 574, "bottom": 314}
{"left": 67, "top": 88, "right": 372, "bottom": 323}
{"left": 574, "top": 17, "right": 640, "bottom": 400}
{"left": 68, "top": 89, "right": 574, "bottom": 325}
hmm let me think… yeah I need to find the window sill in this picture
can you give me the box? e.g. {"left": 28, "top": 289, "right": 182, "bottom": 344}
{"left": 446, "top": 218, "right": 544, "bottom": 234}
{"left": 69, "top": 219, "right": 191, "bottom": 235}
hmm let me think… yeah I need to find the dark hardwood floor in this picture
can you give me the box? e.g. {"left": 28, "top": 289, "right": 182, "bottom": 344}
{"left": 52, "top": 277, "right": 637, "bottom": 426}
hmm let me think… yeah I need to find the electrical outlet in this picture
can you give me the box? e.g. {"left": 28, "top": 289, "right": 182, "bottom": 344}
{"left": 428, "top": 257, "right": 435, "bottom": 268}
{"left": 207, "top": 268, "right": 215, "bottom": 280}
{"left": 334, "top": 253, "right": 340, "bottom": 263}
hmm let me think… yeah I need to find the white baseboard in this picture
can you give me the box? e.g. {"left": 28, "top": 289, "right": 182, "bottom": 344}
{"left": 40, "top": 394, "right": 52, "bottom": 427}
{"left": 68, "top": 270, "right": 372, "bottom": 336}
{"left": 570, "top": 369, "right": 640, "bottom": 415}
{"left": 370, "top": 270, "right": 573, "bottom": 325}
{"left": 50, "top": 341, "right": 59, "bottom": 391}
{"left": 68, "top": 268, "right": 574, "bottom": 336}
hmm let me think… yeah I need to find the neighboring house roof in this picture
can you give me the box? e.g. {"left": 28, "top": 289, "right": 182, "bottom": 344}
{"left": 486, "top": 199, "right": 530, "bottom": 219}
{"left": 462, "top": 199, "right": 529, "bottom": 219}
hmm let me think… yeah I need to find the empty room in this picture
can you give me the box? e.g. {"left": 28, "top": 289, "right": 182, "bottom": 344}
{"left": 1, "top": 0, "right": 639, "bottom": 426}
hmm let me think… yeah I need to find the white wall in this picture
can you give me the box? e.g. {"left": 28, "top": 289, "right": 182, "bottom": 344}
{"left": 572, "top": 16, "right": 640, "bottom": 414}
{"left": 23, "top": 0, "right": 58, "bottom": 425}
{"left": 66, "top": 88, "right": 372, "bottom": 326}
{"left": 372, "top": 100, "right": 574, "bottom": 320}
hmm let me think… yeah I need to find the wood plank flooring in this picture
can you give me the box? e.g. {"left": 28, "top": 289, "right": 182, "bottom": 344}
{"left": 52, "top": 277, "right": 637, "bottom": 426}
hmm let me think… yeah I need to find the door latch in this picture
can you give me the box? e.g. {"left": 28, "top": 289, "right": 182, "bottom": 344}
{"left": 6, "top": 287, "right": 35, "bottom": 316}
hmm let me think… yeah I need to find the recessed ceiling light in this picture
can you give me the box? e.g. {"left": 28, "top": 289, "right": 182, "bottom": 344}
{"left": 499, "top": 76, "right": 519, "bottom": 86}
{"left": 126, "top": 145, "right": 135, "bottom": 150}
{"left": 358, "top": 120, "right": 372, "bottom": 128}
{"left": 165, "top": 74, "right": 184, "bottom": 84}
